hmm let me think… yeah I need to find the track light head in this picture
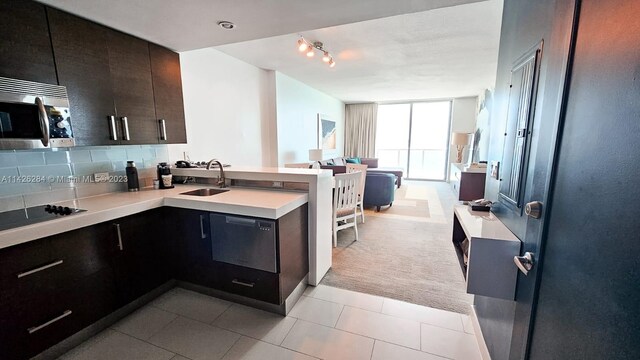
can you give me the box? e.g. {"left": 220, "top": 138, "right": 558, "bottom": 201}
{"left": 329, "top": 59, "right": 336, "bottom": 68}
{"left": 322, "top": 51, "right": 331, "bottom": 62}
{"left": 297, "top": 39, "right": 309, "bottom": 52}
{"left": 306, "top": 48, "right": 315, "bottom": 57}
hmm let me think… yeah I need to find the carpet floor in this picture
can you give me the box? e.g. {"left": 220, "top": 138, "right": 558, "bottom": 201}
{"left": 320, "top": 180, "right": 473, "bottom": 314}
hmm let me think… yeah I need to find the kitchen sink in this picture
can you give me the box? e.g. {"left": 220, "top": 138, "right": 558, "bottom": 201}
{"left": 180, "top": 188, "right": 229, "bottom": 196}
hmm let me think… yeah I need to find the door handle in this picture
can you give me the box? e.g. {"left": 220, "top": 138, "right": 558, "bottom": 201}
{"left": 120, "top": 116, "right": 130, "bottom": 141}
{"left": 114, "top": 223, "right": 123, "bottom": 251}
{"left": 199, "top": 214, "right": 206, "bottom": 239}
{"left": 159, "top": 119, "right": 167, "bottom": 141}
{"left": 35, "top": 97, "right": 50, "bottom": 147}
{"left": 108, "top": 115, "right": 118, "bottom": 140}
{"left": 514, "top": 252, "right": 535, "bottom": 275}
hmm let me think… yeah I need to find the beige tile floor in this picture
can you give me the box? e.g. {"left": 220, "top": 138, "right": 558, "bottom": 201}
{"left": 60, "top": 285, "right": 481, "bottom": 360}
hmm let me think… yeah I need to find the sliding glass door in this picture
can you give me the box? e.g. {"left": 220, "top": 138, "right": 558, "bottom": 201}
{"left": 376, "top": 101, "right": 451, "bottom": 180}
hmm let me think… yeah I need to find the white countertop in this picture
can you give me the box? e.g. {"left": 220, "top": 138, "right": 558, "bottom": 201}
{"left": 0, "top": 185, "right": 308, "bottom": 251}
{"left": 454, "top": 205, "right": 519, "bottom": 242}
{"left": 172, "top": 166, "right": 332, "bottom": 182}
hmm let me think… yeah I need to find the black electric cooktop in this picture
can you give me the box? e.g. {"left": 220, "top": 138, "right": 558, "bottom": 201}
{"left": 0, "top": 205, "right": 86, "bottom": 232}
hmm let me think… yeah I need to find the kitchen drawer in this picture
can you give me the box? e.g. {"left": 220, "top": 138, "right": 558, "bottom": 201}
{"left": 0, "top": 238, "right": 54, "bottom": 304}
{"left": 214, "top": 262, "right": 280, "bottom": 304}
{"left": 0, "top": 268, "right": 116, "bottom": 360}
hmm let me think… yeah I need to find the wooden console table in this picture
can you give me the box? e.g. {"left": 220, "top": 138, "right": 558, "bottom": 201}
{"left": 452, "top": 205, "right": 521, "bottom": 300}
{"left": 449, "top": 164, "right": 486, "bottom": 201}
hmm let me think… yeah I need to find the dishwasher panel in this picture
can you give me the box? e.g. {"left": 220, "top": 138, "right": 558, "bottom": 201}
{"left": 210, "top": 214, "right": 278, "bottom": 273}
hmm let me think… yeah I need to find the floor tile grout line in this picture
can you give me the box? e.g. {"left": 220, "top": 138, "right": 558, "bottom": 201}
{"left": 109, "top": 327, "right": 180, "bottom": 358}
{"left": 370, "top": 339, "right": 377, "bottom": 360}
{"left": 333, "top": 303, "right": 347, "bottom": 328}
{"left": 279, "top": 318, "right": 298, "bottom": 346}
{"left": 218, "top": 334, "right": 242, "bottom": 360}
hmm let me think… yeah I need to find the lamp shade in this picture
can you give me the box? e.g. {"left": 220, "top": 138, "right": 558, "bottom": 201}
{"left": 451, "top": 132, "right": 472, "bottom": 146}
{"left": 309, "top": 149, "right": 324, "bottom": 161}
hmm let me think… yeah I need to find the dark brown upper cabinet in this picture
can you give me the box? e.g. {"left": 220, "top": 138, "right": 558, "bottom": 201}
{"left": 107, "top": 31, "right": 159, "bottom": 144}
{"left": 47, "top": 5, "right": 186, "bottom": 146}
{"left": 0, "top": 0, "right": 57, "bottom": 84}
{"left": 47, "top": 8, "right": 119, "bottom": 146}
{"left": 150, "top": 44, "right": 187, "bottom": 144}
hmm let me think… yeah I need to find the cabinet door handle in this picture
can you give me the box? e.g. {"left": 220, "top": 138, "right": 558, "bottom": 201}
{"left": 159, "top": 119, "right": 167, "bottom": 141}
{"left": 35, "top": 97, "right": 50, "bottom": 147}
{"left": 114, "top": 223, "right": 123, "bottom": 251}
{"left": 120, "top": 116, "right": 130, "bottom": 141}
{"left": 231, "top": 279, "right": 255, "bottom": 288}
{"left": 108, "top": 115, "right": 118, "bottom": 140}
{"left": 199, "top": 214, "right": 206, "bottom": 239}
{"left": 17, "top": 260, "right": 63, "bottom": 278}
{"left": 28, "top": 310, "right": 72, "bottom": 334}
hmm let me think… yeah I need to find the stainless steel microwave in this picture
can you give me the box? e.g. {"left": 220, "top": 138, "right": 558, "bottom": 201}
{"left": 0, "top": 76, "right": 75, "bottom": 150}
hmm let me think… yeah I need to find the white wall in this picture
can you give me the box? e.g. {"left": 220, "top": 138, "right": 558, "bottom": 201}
{"left": 168, "top": 48, "right": 276, "bottom": 166}
{"left": 449, "top": 96, "right": 478, "bottom": 164}
{"left": 275, "top": 73, "right": 345, "bottom": 166}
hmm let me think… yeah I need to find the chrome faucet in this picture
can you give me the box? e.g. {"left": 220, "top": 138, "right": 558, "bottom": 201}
{"left": 206, "top": 159, "right": 226, "bottom": 188}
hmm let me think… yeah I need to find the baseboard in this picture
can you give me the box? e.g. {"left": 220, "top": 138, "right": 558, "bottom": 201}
{"left": 471, "top": 304, "right": 492, "bottom": 360}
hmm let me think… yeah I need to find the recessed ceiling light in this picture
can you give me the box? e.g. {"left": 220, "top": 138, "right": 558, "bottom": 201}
{"left": 218, "top": 21, "right": 235, "bottom": 30}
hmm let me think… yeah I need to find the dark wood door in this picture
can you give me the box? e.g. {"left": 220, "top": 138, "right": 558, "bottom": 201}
{"left": 107, "top": 31, "right": 158, "bottom": 144}
{"left": 0, "top": 0, "right": 57, "bottom": 84}
{"left": 527, "top": 1, "right": 640, "bottom": 358}
{"left": 149, "top": 43, "right": 187, "bottom": 144}
{"left": 47, "top": 7, "right": 118, "bottom": 146}
{"left": 112, "top": 209, "right": 171, "bottom": 305}
{"left": 171, "top": 208, "right": 217, "bottom": 287}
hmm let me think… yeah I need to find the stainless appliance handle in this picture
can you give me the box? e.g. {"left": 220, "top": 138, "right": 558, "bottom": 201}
{"left": 114, "top": 223, "right": 123, "bottom": 250}
{"left": 120, "top": 116, "right": 130, "bottom": 141}
{"left": 35, "top": 97, "right": 50, "bottom": 147}
{"left": 17, "top": 260, "right": 64, "bottom": 278}
{"left": 109, "top": 115, "right": 118, "bottom": 140}
{"left": 199, "top": 214, "right": 206, "bottom": 239}
{"left": 28, "top": 310, "right": 72, "bottom": 334}
{"left": 226, "top": 216, "right": 256, "bottom": 227}
{"left": 231, "top": 279, "right": 255, "bottom": 288}
{"left": 159, "top": 119, "right": 167, "bottom": 141}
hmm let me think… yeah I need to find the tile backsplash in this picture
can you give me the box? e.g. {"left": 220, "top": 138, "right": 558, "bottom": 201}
{"left": 0, "top": 145, "right": 170, "bottom": 212}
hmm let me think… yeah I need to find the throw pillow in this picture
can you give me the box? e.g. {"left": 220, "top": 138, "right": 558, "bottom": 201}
{"left": 345, "top": 157, "right": 361, "bottom": 164}
{"left": 326, "top": 160, "right": 335, "bottom": 165}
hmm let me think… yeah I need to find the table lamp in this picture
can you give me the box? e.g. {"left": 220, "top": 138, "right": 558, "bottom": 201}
{"left": 451, "top": 133, "right": 472, "bottom": 163}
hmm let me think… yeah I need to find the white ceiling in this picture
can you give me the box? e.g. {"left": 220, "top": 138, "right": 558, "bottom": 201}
{"left": 38, "top": 0, "right": 502, "bottom": 103}
{"left": 216, "top": 0, "right": 503, "bottom": 103}
{"left": 37, "top": 0, "right": 484, "bottom": 51}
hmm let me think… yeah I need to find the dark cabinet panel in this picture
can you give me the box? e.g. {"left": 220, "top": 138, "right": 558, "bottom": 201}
{"left": 150, "top": 44, "right": 187, "bottom": 144}
{"left": 172, "top": 208, "right": 217, "bottom": 286}
{"left": 107, "top": 31, "right": 158, "bottom": 145}
{"left": 112, "top": 209, "right": 172, "bottom": 305}
{"left": 0, "top": 0, "right": 57, "bottom": 84}
{"left": 47, "top": 8, "right": 118, "bottom": 146}
{"left": 0, "top": 224, "right": 117, "bottom": 360}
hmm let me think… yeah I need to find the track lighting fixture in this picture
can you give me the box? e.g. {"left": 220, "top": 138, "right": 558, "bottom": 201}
{"left": 296, "top": 36, "right": 336, "bottom": 68}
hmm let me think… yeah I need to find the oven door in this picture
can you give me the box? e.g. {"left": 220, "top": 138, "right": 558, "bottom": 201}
{"left": 0, "top": 95, "right": 50, "bottom": 150}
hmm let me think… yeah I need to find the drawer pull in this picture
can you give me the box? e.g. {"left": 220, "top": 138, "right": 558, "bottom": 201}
{"left": 17, "top": 260, "right": 63, "bottom": 278}
{"left": 231, "top": 279, "right": 255, "bottom": 288}
{"left": 27, "top": 310, "right": 72, "bottom": 334}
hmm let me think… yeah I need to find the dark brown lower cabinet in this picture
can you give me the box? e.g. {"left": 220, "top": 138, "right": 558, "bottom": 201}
{"left": 0, "top": 225, "right": 118, "bottom": 360}
{"left": 111, "top": 208, "right": 173, "bottom": 306}
{"left": 171, "top": 205, "right": 308, "bottom": 305}
{"left": 0, "top": 205, "right": 307, "bottom": 359}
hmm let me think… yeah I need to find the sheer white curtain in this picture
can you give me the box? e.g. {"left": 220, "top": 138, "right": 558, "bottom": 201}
{"left": 344, "top": 103, "right": 378, "bottom": 157}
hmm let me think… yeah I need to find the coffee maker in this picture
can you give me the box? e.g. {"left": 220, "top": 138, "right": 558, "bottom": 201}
{"left": 157, "top": 162, "right": 174, "bottom": 189}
